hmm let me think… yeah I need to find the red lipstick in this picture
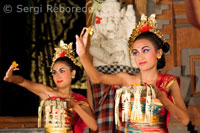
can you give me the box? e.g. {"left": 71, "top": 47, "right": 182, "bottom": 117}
{"left": 139, "top": 62, "right": 146, "bottom": 65}
{"left": 57, "top": 80, "right": 63, "bottom": 83}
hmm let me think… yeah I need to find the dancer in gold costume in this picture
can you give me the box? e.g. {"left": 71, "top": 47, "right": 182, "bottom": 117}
{"left": 4, "top": 41, "right": 97, "bottom": 133}
{"left": 76, "top": 14, "right": 189, "bottom": 132}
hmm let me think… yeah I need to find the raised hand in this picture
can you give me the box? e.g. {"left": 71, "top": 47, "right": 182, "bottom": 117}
{"left": 75, "top": 27, "right": 91, "bottom": 57}
{"left": 3, "top": 62, "right": 20, "bottom": 83}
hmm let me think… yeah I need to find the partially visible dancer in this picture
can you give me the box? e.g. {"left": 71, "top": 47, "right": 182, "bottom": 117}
{"left": 76, "top": 14, "right": 189, "bottom": 132}
{"left": 4, "top": 41, "right": 97, "bottom": 133}
{"left": 185, "top": 0, "right": 200, "bottom": 30}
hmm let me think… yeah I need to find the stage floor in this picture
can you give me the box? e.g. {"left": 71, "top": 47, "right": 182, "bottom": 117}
{"left": 0, "top": 128, "right": 45, "bottom": 133}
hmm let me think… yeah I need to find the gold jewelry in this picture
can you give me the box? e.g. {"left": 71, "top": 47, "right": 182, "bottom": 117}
{"left": 72, "top": 75, "right": 75, "bottom": 79}
{"left": 157, "top": 56, "right": 161, "bottom": 59}
{"left": 85, "top": 27, "right": 94, "bottom": 35}
{"left": 128, "top": 14, "right": 167, "bottom": 53}
{"left": 51, "top": 40, "right": 82, "bottom": 71}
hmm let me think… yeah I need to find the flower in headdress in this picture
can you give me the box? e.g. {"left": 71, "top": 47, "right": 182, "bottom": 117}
{"left": 139, "top": 26, "right": 153, "bottom": 33}
{"left": 51, "top": 41, "right": 82, "bottom": 72}
{"left": 129, "top": 14, "right": 167, "bottom": 54}
{"left": 60, "top": 51, "right": 66, "bottom": 57}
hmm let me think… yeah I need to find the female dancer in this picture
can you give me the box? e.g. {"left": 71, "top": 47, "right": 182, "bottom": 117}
{"left": 75, "top": 14, "right": 189, "bottom": 132}
{"left": 4, "top": 42, "right": 97, "bottom": 132}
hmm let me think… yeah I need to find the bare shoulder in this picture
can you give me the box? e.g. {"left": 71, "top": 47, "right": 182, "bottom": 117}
{"left": 168, "top": 78, "right": 180, "bottom": 94}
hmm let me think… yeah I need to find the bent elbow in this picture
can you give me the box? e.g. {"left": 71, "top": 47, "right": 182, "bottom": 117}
{"left": 90, "top": 124, "right": 98, "bottom": 131}
{"left": 90, "top": 74, "right": 103, "bottom": 84}
{"left": 181, "top": 117, "right": 190, "bottom": 126}
{"left": 90, "top": 78, "right": 101, "bottom": 84}
{"left": 174, "top": 113, "right": 190, "bottom": 126}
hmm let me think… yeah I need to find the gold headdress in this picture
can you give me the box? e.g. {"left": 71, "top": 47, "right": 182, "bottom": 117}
{"left": 128, "top": 14, "right": 167, "bottom": 52}
{"left": 51, "top": 40, "right": 82, "bottom": 71}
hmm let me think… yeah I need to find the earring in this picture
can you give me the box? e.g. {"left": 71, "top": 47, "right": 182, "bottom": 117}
{"left": 72, "top": 75, "right": 75, "bottom": 79}
{"left": 157, "top": 56, "right": 161, "bottom": 59}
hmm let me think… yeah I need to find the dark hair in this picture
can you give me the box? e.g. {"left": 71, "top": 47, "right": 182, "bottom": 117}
{"left": 134, "top": 32, "right": 170, "bottom": 69}
{"left": 54, "top": 57, "right": 83, "bottom": 84}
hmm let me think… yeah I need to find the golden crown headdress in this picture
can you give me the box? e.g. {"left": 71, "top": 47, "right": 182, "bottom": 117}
{"left": 51, "top": 40, "right": 82, "bottom": 71}
{"left": 128, "top": 14, "right": 167, "bottom": 52}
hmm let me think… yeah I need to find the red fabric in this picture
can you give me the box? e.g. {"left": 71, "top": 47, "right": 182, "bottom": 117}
{"left": 156, "top": 73, "right": 178, "bottom": 133}
{"left": 46, "top": 96, "right": 66, "bottom": 100}
{"left": 74, "top": 117, "right": 87, "bottom": 133}
{"left": 72, "top": 93, "right": 88, "bottom": 133}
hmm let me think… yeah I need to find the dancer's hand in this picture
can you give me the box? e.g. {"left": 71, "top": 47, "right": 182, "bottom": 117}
{"left": 65, "top": 95, "right": 78, "bottom": 108}
{"left": 153, "top": 85, "right": 166, "bottom": 99}
{"left": 4, "top": 61, "right": 20, "bottom": 83}
{"left": 75, "top": 27, "right": 91, "bottom": 57}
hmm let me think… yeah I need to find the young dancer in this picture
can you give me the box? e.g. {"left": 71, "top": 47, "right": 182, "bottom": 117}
{"left": 4, "top": 42, "right": 97, "bottom": 132}
{"left": 75, "top": 14, "right": 189, "bottom": 132}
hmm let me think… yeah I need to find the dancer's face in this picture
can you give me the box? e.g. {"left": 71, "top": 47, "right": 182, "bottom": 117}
{"left": 131, "top": 39, "right": 162, "bottom": 71}
{"left": 52, "top": 61, "right": 75, "bottom": 88}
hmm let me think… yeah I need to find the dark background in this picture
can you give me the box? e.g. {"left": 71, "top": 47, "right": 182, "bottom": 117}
{"left": 0, "top": 0, "right": 86, "bottom": 116}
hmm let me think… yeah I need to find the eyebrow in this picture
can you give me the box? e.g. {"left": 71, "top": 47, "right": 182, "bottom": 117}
{"left": 133, "top": 46, "right": 150, "bottom": 51}
{"left": 142, "top": 46, "right": 151, "bottom": 49}
{"left": 52, "top": 67, "right": 66, "bottom": 71}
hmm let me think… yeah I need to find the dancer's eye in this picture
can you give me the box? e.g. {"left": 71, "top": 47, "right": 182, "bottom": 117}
{"left": 59, "top": 68, "right": 66, "bottom": 73}
{"left": 52, "top": 70, "right": 57, "bottom": 75}
{"left": 132, "top": 50, "right": 139, "bottom": 56}
{"left": 143, "top": 48, "right": 151, "bottom": 53}
{"left": 52, "top": 68, "right": 66, "bottom": 75}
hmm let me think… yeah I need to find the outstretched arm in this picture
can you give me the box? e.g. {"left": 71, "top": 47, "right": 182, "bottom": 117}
{"left": 154, "top": 79, "right": 189, "bottom": 125}
{"left": 75, "top": 27, "right": 138, "bottom": 86}
{"left": 4, "top": 63, "right": 52, "bottom": 100}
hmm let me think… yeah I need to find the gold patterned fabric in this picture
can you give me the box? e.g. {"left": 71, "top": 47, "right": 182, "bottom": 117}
{"left": 38, "top": 92, "right": 89, "bottom": 133}
{"left": 116, "top": 73, "right": 178, "bottom": 133}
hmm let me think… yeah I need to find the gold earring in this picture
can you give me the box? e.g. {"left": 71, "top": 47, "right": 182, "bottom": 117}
{"left": 157, "top": 56, "right": 161, "bottom": 59}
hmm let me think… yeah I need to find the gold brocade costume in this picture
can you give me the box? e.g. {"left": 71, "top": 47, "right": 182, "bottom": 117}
{"left": 38, "top": 92, "right": 89, "bottom": 133}
{"left": 115, "top": 73, "right": 178, "bottom": 133}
